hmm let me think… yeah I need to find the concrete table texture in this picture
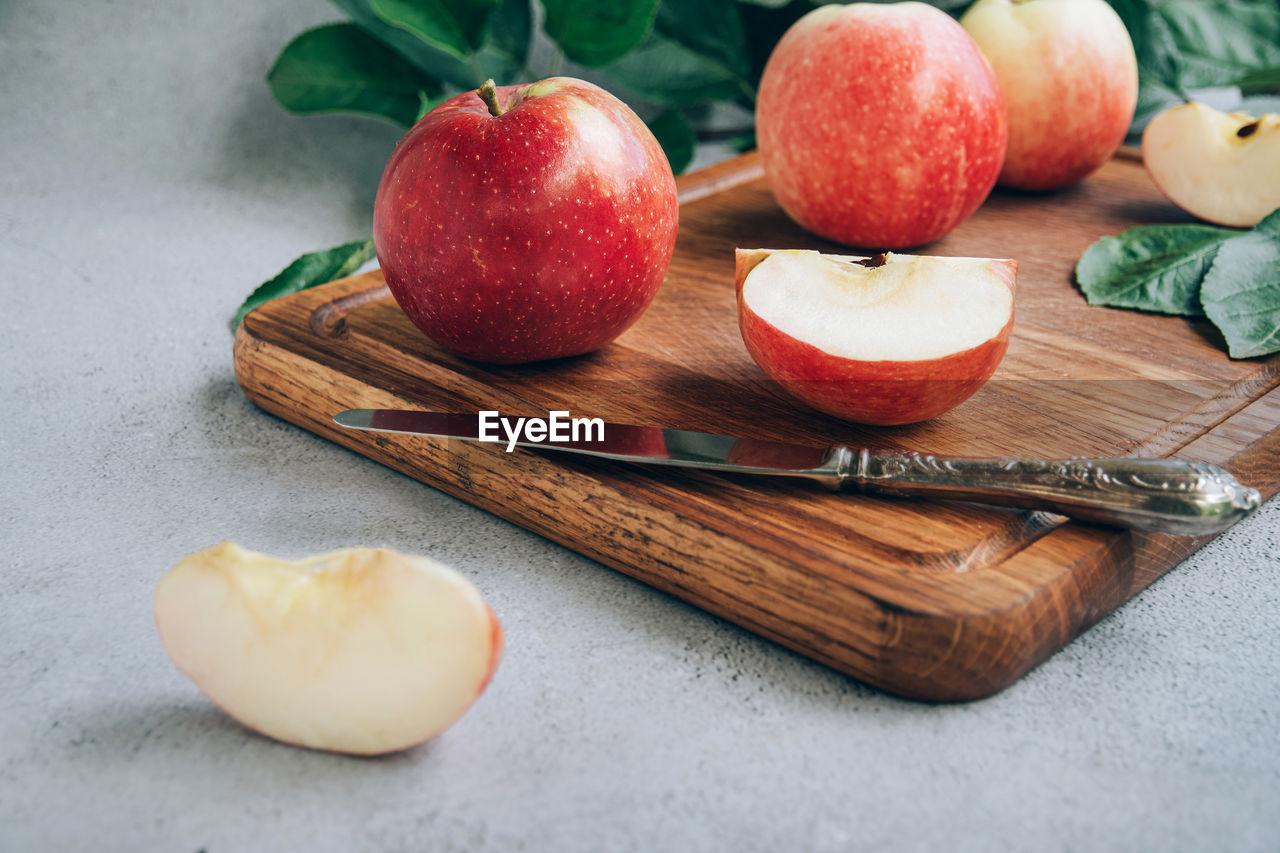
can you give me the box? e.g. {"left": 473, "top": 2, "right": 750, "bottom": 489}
{"left": 2, "top": 2, "right": 1277, "bottom": 851}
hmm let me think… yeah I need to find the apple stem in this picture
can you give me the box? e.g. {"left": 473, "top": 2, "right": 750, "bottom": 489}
{"left": 478, "top": 79, "right": 504, "bottom": 117}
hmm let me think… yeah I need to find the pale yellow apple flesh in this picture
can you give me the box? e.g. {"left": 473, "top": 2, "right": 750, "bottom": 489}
{"left": 740, "top": 251, "right": 1014, "bottom": 361}
{"left": 154, "top": 543, "right": 502, "bottom": 755}
{"left": 1142, "top": 101, "right": 1280, "bottom": 228}
{"left": 736, "top": 249, "right": 1017, "bottom": 424}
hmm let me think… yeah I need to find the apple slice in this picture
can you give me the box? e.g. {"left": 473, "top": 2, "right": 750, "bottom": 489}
{"left": 154, "top": 542, "right": 502, "bottom": 755}
{"left": 736, "top": 249, "right": 1016, "bottom": 426}
{"left": 1142, "top": 101, "right": 1280, "bottom": 228}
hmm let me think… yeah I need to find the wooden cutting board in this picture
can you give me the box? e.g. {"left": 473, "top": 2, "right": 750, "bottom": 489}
{"left": 234, "top": 150, "right": 1280, "bottom": 701}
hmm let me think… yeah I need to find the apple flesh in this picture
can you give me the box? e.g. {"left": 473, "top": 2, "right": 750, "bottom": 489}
{"left": 961, "top": 0, "right": 1138, "bottom": 191}
{"left": 755, "top": 2, "right": 1006, "bottom": 249}
{"left": 1142, "top": 101, "right": 1280, "bottom": 228}
{"left": 374, "top": 77, "right": 679, "bottom": 364}
{"left": 737, "top": 249, "right": 1016, "bottom": 425}
{"left": 154, "top": 543, "right": 502, "bottom": 755}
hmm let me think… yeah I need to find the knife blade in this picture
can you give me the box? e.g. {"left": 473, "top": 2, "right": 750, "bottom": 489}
{"left": 332, "top": 409, "right": 1261, "bottom": 536}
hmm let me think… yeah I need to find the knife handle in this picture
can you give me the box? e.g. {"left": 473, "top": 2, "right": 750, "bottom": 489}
{"left": 834, "top": 448, "right": 1260, "bottom": 536}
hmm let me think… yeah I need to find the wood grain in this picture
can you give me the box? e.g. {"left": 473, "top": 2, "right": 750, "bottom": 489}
{"left": 234, "top": 151, "right": 1280, "bottom": 701}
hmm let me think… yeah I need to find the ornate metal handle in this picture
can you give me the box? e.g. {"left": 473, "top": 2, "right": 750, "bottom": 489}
{"left": 833, "top": 449, "right": 1261, "bottom": 535}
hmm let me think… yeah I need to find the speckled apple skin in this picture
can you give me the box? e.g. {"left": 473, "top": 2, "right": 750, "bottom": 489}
{"left": 374, "top": 78, "right": 678, "bottom": 364}
{"left": 755, "top": 2, "right": 1006, "bottom": 250}
{"left": 961, "top": 0, "right": 1137, "bottom": 191}
{"left": 737, "top": 258, "right": 1016, "bottom": 426}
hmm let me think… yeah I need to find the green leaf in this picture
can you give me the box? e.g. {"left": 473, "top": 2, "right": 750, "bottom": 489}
{"left": 739, "top": 0, "right": 816, "bottom": 90}
{"left": 653, "top": 0, "right": 752, "bottom": 85}
{"left": 332, "top": 0, "right": 483, "bottom": 88}
{"left": 1107, "top": 0, "right": 1151, "bottom": 49}
{"left": 1075, "top": 209, "right": 1280, "bottom": 360}
{"left": 606, "top": 0, "right": 753, "bottom": 108}
{"left": 268, "top": 23, "right": 440, "bottom": 126}
{"left": 414, "top": 90, "right": 452, "bottom": 122}
{"left": 1238, "top": 64, "right": 1280, "bottom": 95}
{"left": 1121, "top": 0, "right": 1280, "bottom": 92}
{"left": 726, "top": 130, "right": 756, "bottom": 153}
{"left": 1158, "top": 0, "right": 1280, "bottom": 89}
{"left": 368, "top": 0, "right": 501, "bottom": 59}
{"left": 1201, "top": 209, "right": 1280, "bottom": 358}
{"left": 1115, "top": 0, "right": 1280, "bottom": 135}
{"left": 605, "top": 31, "right": 752, "bottom": 107}
{"left": 479, "top": 0, "right": 532, "bottom": 77}
{"left": 233, "top": 239, "right": 377, "bottom": 330}
{"left": 541, "top": 0, "right": 660, "bottom": 68}
{"left": 1075, "top": 222, "right": 1239, "bottom": 315}
{"left": 645, "top": 108, "right": 695, "bottom": 174}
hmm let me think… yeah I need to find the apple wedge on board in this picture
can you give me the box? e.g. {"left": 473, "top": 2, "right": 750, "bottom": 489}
{"left": 1142, "top": 101, "right": 1280, "bottom": 229}
{"left": 736, "top": 249, "right": 1016, "bottom": 426}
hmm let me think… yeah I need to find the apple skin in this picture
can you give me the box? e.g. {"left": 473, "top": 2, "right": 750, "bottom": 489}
{"left": 755, "top": 2, "right": 1007, "bottom": 249}
{"left": 735, "top": 250, "right": 1016, "bottom": 426}
{"left": 961, "top": 0, "right": 1138, "bottom": 191}
{"left": 373, "top": 77, "right": 679, "bottom": 364}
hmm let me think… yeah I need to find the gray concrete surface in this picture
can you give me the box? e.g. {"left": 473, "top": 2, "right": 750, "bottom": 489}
{"left": 2, "top": 2, "right": 1277, "bottom": 851}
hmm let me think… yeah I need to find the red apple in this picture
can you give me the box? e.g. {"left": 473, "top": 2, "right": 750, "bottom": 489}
{"left": 736, "top": 248, "right": 1016, "bottom": 425}
{"left": 755, "top": 2, "right": 1006, "bottom": 249}
{"left": 961, "top": 0, "right": 1138, "bottom": 191}
{"left": 373, "top": 77, "right": 679, "bottom": 364}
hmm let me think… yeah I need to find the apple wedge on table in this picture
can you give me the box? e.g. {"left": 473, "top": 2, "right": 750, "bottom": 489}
{"left": 736, "top": 249, "right": 1016, "bottom": 426}
{"left": 154, "top": 543, "right": 502, "bottom": 756}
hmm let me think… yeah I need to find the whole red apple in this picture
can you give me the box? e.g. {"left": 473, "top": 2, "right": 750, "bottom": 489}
{"left": 373, "top": 78, "right": 679, "bottom": 364}
{"left": 755, "top": 2, "right": 1007, "bottom": 250}
{"left": 961, "top": 0, "right": 1138, "bottom": 191}
{"left": 736, "top": 248, "right": 1016, "bottom": 426}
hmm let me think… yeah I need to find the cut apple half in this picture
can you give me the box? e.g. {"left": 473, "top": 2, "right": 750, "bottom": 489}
{"left": 154, "top": 542, "right": 502, "bottom": 756}
{"left": 1142, "top": 101, "right": 1280, "bottom": 228}
{"left": 736, "top": 249, "right": 1016, "bottom": 426}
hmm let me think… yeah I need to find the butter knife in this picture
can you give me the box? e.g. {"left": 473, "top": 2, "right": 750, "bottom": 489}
{"left": 332, "top": 409, "right": 1260, "bottom": 536}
